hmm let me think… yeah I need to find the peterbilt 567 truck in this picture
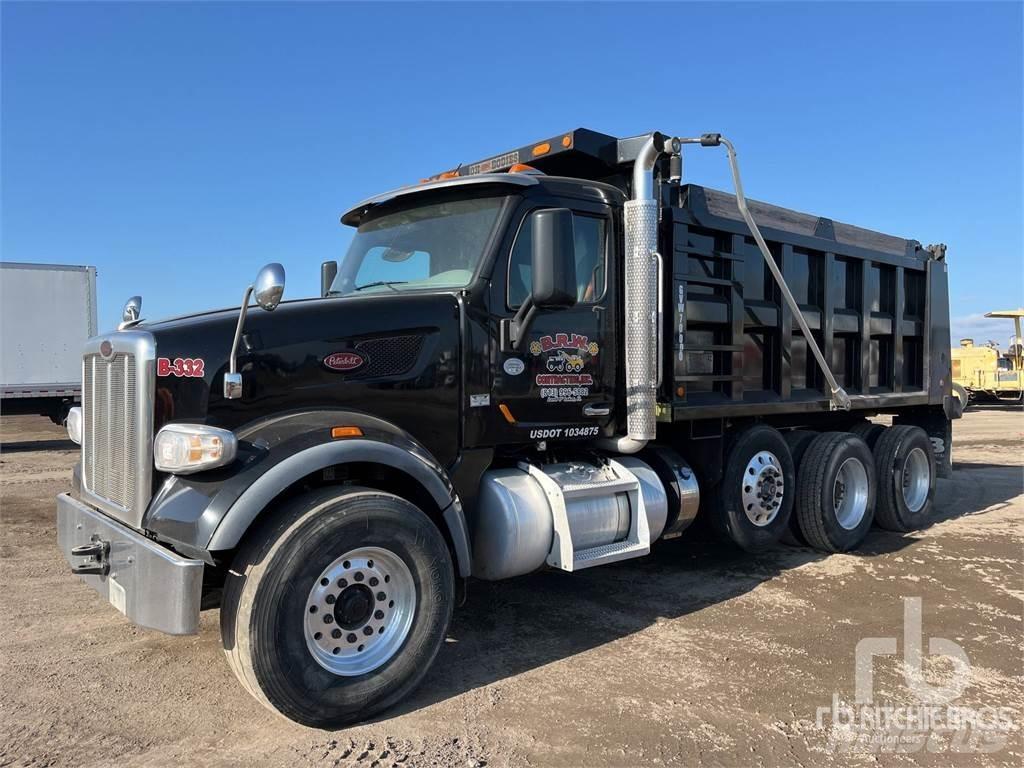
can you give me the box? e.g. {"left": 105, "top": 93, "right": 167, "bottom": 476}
{"left": 57, "top": 129, "right": 958, "bottom": 728}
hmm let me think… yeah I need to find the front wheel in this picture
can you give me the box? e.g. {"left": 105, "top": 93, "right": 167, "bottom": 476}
{"left": 221, "top": 487, "right": 454, "bottom": 728}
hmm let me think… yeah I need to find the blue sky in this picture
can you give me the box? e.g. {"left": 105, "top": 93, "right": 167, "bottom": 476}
{"left": 2, "top": 1, "right": 1021, "bottom": 344}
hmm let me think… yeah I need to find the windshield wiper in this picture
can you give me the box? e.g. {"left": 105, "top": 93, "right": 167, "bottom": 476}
{"left": 352, "top": 280, "right": 408, "bottom": 292}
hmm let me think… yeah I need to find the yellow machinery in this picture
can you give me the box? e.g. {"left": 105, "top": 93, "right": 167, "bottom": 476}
{"left": 951, "top": 309, "right": 1024, "bottom": 406}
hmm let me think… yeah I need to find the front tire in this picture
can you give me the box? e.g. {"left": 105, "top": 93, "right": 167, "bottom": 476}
{"left": 221, "top": 487, "right": 454, "bottom": 728}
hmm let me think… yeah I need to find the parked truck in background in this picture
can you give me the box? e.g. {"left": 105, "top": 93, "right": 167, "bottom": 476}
{"left": 951, "top": 309, "right": 1024, "bottom": 407}
{"left": 1, "top": 262, "right": 97, "bottom": 424}
{"left": 55, "top": 129, "right": 959, "bottom": 727}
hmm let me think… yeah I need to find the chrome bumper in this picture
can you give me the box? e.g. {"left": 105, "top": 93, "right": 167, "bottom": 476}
{"left": 56, "top": 493, "right": 203, "bottom": 635}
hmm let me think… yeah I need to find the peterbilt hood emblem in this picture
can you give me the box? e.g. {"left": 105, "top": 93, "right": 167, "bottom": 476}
{"left": 99, "top": 340, "right": 114, "bottom": 359}
{"left": 323, "top": 351, "right": 365, "bottom": 372}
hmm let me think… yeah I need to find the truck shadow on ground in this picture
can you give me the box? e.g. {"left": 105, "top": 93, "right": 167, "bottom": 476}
{"left": 388, "top": 460, "right": 1022, "bottom": 720}
{"left": 0, "top": 438, "right": 78, "bottom": 453}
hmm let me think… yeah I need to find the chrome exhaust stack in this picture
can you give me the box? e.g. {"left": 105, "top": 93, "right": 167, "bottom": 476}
{"left": 600, "top": 132, "right": 679, "bottom": 454}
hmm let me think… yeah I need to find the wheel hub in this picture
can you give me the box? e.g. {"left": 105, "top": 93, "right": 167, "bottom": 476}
{"left": 334, "top": 583, "right": 374, "bottom": 629}
{"left": 304, "top": 546, "right": 416, "bottom": 677}
{"left": 741, "top": 451, "right": 785, "bottom": 526}
{"left": 833, "top": 457, "right": 869, "bottom": 530}
{"left": 901, "top": 447, "right": 931, "bottom": 513}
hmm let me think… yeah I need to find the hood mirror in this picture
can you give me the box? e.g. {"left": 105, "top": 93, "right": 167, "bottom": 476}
{"left": 225, "top": 263, "right": 286, "bottom": 400}
{"left": 118, "top": 295, "right": 143, "bottom": 330}
{"left": 122, "top": 295, "right": 142, "bottom": 322}
{"left": 253, "top": 263, "right": 285, "bottom": 311}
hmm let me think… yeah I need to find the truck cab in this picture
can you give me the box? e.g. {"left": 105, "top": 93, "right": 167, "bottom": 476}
{"left": 56, "top": 128, "right": 957, "bottom": 728}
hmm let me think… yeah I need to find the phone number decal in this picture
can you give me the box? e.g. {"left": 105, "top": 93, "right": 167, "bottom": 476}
{"left": 157, "top": 357, "right": 205, "bottom": 378}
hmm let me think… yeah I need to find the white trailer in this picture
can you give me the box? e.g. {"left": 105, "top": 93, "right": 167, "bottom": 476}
{"left": 1, "top": 262, "right": 97, "bottom": 423}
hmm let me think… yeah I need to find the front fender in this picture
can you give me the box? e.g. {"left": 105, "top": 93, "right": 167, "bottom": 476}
{"left": 144, "top": 409, "right": 471, "bottom": 576}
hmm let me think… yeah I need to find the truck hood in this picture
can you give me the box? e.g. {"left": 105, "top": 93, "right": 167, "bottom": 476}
{"left": 143, "top": 293, "right": 462, "bottom": 433}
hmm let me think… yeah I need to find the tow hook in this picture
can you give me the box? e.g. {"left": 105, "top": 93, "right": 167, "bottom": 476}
{"left": 71, "top": 538, "right": 110, "bottom": 576}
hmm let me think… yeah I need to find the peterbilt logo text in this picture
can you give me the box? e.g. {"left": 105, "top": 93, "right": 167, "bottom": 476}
{"left": 323, "top": 351, "right": 365, "bottom": 372}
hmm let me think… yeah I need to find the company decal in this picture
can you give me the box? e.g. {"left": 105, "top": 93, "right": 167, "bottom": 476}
{"left": 467, "top": 150, "right": 520, "bottom": 176}
{"left": 323, "top": 351, "right": 365, "bottom": 372}
{"left": 157, "top": 357, "right": 205, "bottom": 378}
{"left": 528, "top": 332, "right": 600, "bottom": 403}
{"left": 502, "top": 357, "right": 525, "bottom": 376}
{"left": 469, "top": 394, "right": 491, "bottom": 407}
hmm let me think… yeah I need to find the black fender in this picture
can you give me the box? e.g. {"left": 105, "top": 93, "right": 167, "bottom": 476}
{"left": 144, "top": 409, "right": 472, "bottom": 577}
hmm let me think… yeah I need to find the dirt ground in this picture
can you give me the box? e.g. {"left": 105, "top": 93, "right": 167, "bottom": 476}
{"left": 1, "top": 410, "right": 1021, "bottom": 767}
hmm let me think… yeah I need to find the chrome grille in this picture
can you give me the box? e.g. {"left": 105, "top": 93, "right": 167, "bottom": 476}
{"left": 81, "top": 332, "right": 155, "bottom": 527}
{"left": 83, "top": 353, "right": 137, "bottom": 507}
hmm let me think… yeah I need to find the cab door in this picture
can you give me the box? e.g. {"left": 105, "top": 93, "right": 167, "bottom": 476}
{"left": 490, "top": 201, "right": 618, "bottom": 444}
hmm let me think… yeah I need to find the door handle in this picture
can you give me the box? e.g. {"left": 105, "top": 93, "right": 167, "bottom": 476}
{"left": 583, "top": 403, "right": 611, "bottom": 417}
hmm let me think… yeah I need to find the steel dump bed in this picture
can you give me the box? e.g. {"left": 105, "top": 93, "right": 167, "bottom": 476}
{"left": 662, "top": 184, "right": 950, "bottom": 419}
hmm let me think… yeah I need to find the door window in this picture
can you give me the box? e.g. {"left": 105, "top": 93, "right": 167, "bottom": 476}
{"left": 508, "top": 211, "right": 606, "bottom": 308}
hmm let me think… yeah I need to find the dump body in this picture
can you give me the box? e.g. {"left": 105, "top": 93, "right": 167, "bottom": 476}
{"left": 1, "top": 262, "right": 97, "bottom": 420}
{"left": 662, "top": 185, "right": 951, "bottom": 419}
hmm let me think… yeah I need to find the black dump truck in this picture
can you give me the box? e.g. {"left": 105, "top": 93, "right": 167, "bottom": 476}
{"left": 57, "top": 129, "right": 959, "bottom": 727}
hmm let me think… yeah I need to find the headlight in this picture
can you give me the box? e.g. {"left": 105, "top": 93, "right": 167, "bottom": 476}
{"left": 66, "top": 406, "right": 83, "bottom": 445}
{"left": 154, "top": 424, "right": 237, "bottom": 475}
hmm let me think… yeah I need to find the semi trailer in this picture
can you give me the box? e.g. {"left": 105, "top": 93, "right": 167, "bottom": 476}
{"left": 1, "top": 262, "right": 97, "bottom": 423}
{"left": 56, "top": 128, "right": 959, "bottom": 728}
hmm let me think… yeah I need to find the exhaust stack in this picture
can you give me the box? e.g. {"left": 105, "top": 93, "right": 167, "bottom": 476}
{"left": 601, "top": 132, "right": 678, "bottom": 454}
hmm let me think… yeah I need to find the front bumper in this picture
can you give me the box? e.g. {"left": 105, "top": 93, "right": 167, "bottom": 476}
{"left": 56, "top": 493, "right": 204, "bottom": 635}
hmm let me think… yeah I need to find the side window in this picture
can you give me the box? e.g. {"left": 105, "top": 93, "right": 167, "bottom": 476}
{"left": 508, "top": 211, "right": 607, "bottom": 308}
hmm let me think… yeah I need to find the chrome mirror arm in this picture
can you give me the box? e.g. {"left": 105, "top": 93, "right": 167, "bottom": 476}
{"left": 224, "top": 284, "right": 253, "bottom": 400}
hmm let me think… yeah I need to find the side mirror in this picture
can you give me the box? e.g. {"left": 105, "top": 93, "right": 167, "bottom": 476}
{"left": 531, "top": 208, "right": 577, "bottom": 309}
{"left": 121, "top": 296, "right": 142, "bottom": 323}
{"left": 254, "top": 263, "right": 286, "bottom": 311}
{"left": 320, "top": 261, "right": 338, "bottom": 297}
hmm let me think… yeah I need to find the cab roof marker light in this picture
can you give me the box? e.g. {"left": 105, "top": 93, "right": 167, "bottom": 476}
{"left": 531, "top": 142, "right": 551, "bottom": 157}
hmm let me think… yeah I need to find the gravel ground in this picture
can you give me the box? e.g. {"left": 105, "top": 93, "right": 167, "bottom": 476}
{"left": 1, "top": 410, "right": 1021, "bottom": 767}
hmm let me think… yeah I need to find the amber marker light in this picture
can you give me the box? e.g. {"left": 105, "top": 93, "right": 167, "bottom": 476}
{"left": 331, "top": 426, "right": 363, "bottom": 439}
{"left": 498, "top": 404, "right": 516, "bottom": 424}
{"left": 531, "top": 142, "right": 551, "bottom": 157}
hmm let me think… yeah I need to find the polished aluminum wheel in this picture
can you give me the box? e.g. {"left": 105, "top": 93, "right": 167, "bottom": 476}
{"left": 901, "top": 447, "right": 931, "bottom": 513}
{"left": 741, "top": 450, "right": 785, "bottom": 526}
{"left": 833, "top": 457, "right": 869, "bottom": 530}
{"left": 304, "top": 546, "right": 416, "bottom": 677}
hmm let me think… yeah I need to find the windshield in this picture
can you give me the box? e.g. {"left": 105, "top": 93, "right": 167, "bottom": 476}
{"left": 330, "top": 196, "right": 506, "bottom": 296}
